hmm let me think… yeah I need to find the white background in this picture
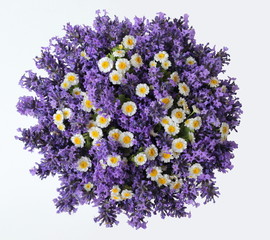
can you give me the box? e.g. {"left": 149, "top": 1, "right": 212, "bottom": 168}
{"left": 0, "top": 0, "right": 269, "bottom": 239}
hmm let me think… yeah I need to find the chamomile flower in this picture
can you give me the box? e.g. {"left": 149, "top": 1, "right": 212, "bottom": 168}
{"left": 110, "top": 185, "right": 121, "bottom": 195}
{"left": 146, "top": 166, "right": 162, "bottom": 181}
{"left": 53, "top": 110, "right": 64, "bottom": 124}
{"left": 189, "top": 117, "right": 202, "bottom": 130}
{"left": 171, "top": 108, "right": 186, "bottom": 123}
{"left": 62, "top": 108, "right": 72, "bottom": 119}
{"left": 82, "top": 97, "right": 93, "bottom": 112}
{"left": 119, "top": 131, "right": 134, "bottom": 148}
{"left": 186, "top": 56, "right": 196, "bottom": 65}
{"left": 209, "top": 77, "right": 220, "bottom": 88}
{"left": 122, "top": 35, "right": 136, "bottom": 49}
{"left": 96, "top": 114, "right": 111, "bottom": 128}
{"left": 112, "top": 49, "right": 125, "bottom": 58}
{"left": 56, "top": 123, "right": 65, "bottom": 131}
{"left": 172, "top": 138, "right": 187, "bottom": 153}
{"left": 72, "top": 87, "right": 82, "bottom": 96}
{"left": 159, "top": 150, "right": 174, "bottom": 163}
{"left": 64, "top": 72, "right": 79, "bottom": 86}
{"left": 108, "top": 129, "right": 122, "bottom": 141}
{"left": 121, "top": 101, "right": 137, "bottom": 116}
{"left": 115, "top": 58, "right": 131, "bottom": 73}
{"left": 77, "top": 156, "right": 92, "bottom": 172}
{"left": 121, "top": 189, "right": 133, "bottom": 200}
{"left": 98, "top": 57, "right": 113, "bottom": 73}
{"left": 188, "top": 132, "right": 195, "bottom": 144}
{"left": 192, "top": 105, "right": 201, "bottom": 114}
{"left": 161, "top": 60, "right": 171, "bottom": 70}
{"left": 107, "top": 155, "right": 121, "bottom": 167}
{"left": 134, "top": 153, "right": 147, "bottom": 166}
{"left": 99, "top": 159, "right": 107, "bottom": 169}
{"left": 111, "top": 194, "right": 122, "bottom": 201}
{"left": 220, "top": 122, "right": 229, "bottom": 140}
{"left": 177, "top": 98, "right": 190, "bottom": 113}
{"left": 83, "top": 182, "right": 93, "bottom": 191}
{"left": 170, "top": 71, "right": 180, "bottom": 83}
{"left": 170, "top": 179, "right": 183, "bottom": 192}
{"left": 61, "top": 80, "right": 71, "bottom": 90}
{"left": 189, "top": 163, "right": 203, "bottom": 178}
{"left": 160, "top": 116, "right": 173, "bottom": 126}
{"left": 130, "top": 53, "right": 143, "bottom": 68}
{"left": 156, "top": 174, "right": 171, "bottom": 186}
{"left": 149, "top": 60, "right": 157, "bottom": 67}
{"left": 160, "top": 96, "right": 174, "bottom": 109}
{"left": 178, "top": 82, "right": 190, "bottom": 96}
{"left": 88, "top": 127, "right": 103, "bottom": 140}
{"left": 86, "top": 120, "right": 96, "bottom": 129}
{"left": 154, "top": 51, "right": 169, "bottom": 62}
{"left": 71, "top": 134, "right": 85, "bottom": 148}
{"left": 109, "top": 70, "right": 123, "bottom": 85}
{"left": 164, "top": 122, "right": 180, "bottom": 136}
{"left": 135, "top": 83, "right": 149, "bottom": 97}
{"left": 145, "top": 144, "right": 158, "bottom": 160}
{"left": 80, "top": 50, "right": 90, "bottom": 60}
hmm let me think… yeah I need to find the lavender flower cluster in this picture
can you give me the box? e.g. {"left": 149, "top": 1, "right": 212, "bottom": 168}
{"left": 16, "top": 11, "right": 242, "bottom": 229}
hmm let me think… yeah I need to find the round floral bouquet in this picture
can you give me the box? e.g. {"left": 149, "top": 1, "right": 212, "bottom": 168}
{"left": 17, "top": 11, "right": 242, "bottom": 229}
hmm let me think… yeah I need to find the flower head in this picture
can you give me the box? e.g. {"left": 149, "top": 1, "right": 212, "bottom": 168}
{"left": 164, "top": 122, "right": 180, "bottom": 136}
{"left": 77, "top": 156, "right": 92, "bottom": 172}
{"left": 146, "top": 166, "right": 162, "bottom": 181}
{"left": 121, "top": 189, "right": 133, "bottom": 200}
{"left": 115, "top": 58, "right": 131, "bottom": 73}
{"left": 170, "top": 71, "right": 180, "bottom": 83}
{"left": 189, "top": 163, "right": 203, "bottom": 178}
{"left": 119, "top": 131, "right": 134, "bottom": 148}
{"left": 159, "top": 149, "right": 174, "bottom": 163}
{"left": 178, "top": 82, "right": 190, "bottom": 96}
{"left": 122, "top": 35, "right": 136, "bottom": 49}
{"left": 134, "top": 152, "right": 147, "bottom": 166}
{"left": 171, "top": 108, "right": 186, "bottom": 124}
{"left": 96, "top": 114, "right": 111, "bottom": 128}
{"left": 98, "top": 57, "right": 113, "bottom": 73}
{"left": 145, "top": 144, "right": 158, "bottom": 160}
{"left": 209, "top": 77, "right": 220, "bottom": 88}
{"left": 172, "top": 138, "right": 187, "bottom": 153}
{"left": 113, "top": 49, "right": 125, "bottom": 58}
{"left": 156, "top": 174, "right": 171, "bottom": 186}
{"left": 186, "top": 56, "right": 196, "bottom": 65}
{"left": 154, "top": 51, "right": 169, "bottom": 62}
{"left": 88, "top": 127, "right": 103, "bottom": 140}
{"left": 62, "top": 108, "right": 72, "bottom": 119}
{"left": 107, "top": 155, "right": 121, "bottom": 167}
{"left": 84, "top": 182, "right": 94, "bottom": 191}
{"left": 130, "top": 53, "right": 143, "bottom": 68}
{"left": 108, "top": 129, "right": 122, "bottom": 141}
{"left": 160, "top": 96, "right": 174, "bottom": 109}
{"left": 135, "top": 83, "right": 149, "bottom": 98}
{"left": 64, "top": 72, "right": 79, "bottom": 86}
{"left": 109, "top": 70, "right": 123, "bottom": 85}
{"left": 122, "top": 101, "right": 137, "bottom": 116}
{"left": 71, "top": 134, "right": 85, "bottom": 148}
{"left": 53, "top": 110, "right": 64, "bottom": 124}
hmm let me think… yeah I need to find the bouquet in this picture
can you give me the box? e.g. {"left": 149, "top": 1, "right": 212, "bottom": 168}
{"left": 16, "top": 10, "right": 242, "bottom": 229}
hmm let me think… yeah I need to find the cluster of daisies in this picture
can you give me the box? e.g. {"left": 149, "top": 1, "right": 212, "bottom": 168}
{"left": 17, "top": 12, "right": 241, "bottom": 229}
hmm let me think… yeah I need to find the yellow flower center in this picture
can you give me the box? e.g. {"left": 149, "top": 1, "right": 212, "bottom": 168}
{"left": 62, "top": 82, "right": 69, "bottom": 88}
{"left": 112, "top": 195, "right": 120, "bottom": 200}
{"left": 150, "top": 169, "right": 158, "bottom": 177}
{"left": 101, "top": 61, "right": 110, "bottom": 69}
{"left": 112, "top": 188, "right": 119, "bottom": 194}
{"left": 161, "top": 118, "right": 169, "bottom": 124}
{"left": 182, "top": 85, "right": 188, "bottom": 92}
{"left": 127, "top": 38, "right": 134, "bottom": 46}
{"left": 118, "top": 44, "right": 124, "bottom": 49}
{"left": 91, "top": 130, "right": 99, "bottom": 138}
{"left": 193, "top": 120, "right": 200, "bottom": 128}
{"left": 210, "top": 79, "right": 218, "bottom": 85}
{"left": 85, "top": 183, "right": 91, "bottom": 189}
{"left": 188, "top": 60, "right": 194, "bottom": 65}
{"left": 137, "top": 156, "right": 145, "bottom": 163}
{"left": 193, "top": 167, "right": 201, "bottom": 175}
{"left": 175, "top": 142, "right": 184, "bottom": 149}
{"left": 74, "top": 137, "right": 81, "bottom": 145}
{"left": 123, "top": 136, "right": 131, "bottom": 144}
{"left": 55, "top": 113, "right": 62, "bottom": 121}
{"left": 118, "top": 62, "right": 127, "bottom": 70}
{"left": 63, "top": 111, "right": 69, "bottom": 118}
{"left": 148, "top": 148, "right": 156, "bottom": 156}
{"left": 173, "top": 182, "right": 181, "bottom": 189}
{"left": 139, "top": 87, "right": 146, "bottom": 94}
{"left": 222, "top": 126, "right": 228, "bottom": 134}
{"left": 58, "top": 124, "right": 64, "bottom": 131}
{"left": 162, "top": 153, "right": 171, "bottom": 159}
{"left": 158, "top": 53, "right": 165, "bottom": 59}
{"left": 112, "top": 132, "right": 120, "bottom": 140}
{"left": 136, "top": 56, "right": 142, "bottom": 63}
{"left": 175, "top": 111, "right": 183, "bottom": 118}
{"left": 161, "top": 98, "right": 170, "bottom": 104}
{"left": 85, "top": 100, "right": 93, "bottom": 108}
{"left": 110, "top": 157, "right": 118, "bottom": 164}
{"left": 79, "top": 161, "right": 88, "bottom": 169}
{"left": 68, "top": 75, "right": 76, "bottom": 82}
{"left": 123, "top": 192, "right": 131, "bottom": 198}
{"left": 158, "top": 177, "right": 166, "bottom": 185}
{"left": 125, "top": 105, "right": 134, "bottom": 113}
{"left": 112, "top": 74, "right": 120, "bottom": 81}
{"left": 163, "top": 62, "right": 169, "bottom": 67}
{"left": 168, "top": 125, "right": 176, "bottom": 133}
{"left": 99, "top": 116, "right": 107, "bottom": 124}
{"left": 87, "top": 122, "right": 95, "bottom": 128}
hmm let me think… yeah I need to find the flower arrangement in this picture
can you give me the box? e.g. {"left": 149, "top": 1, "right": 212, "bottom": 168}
{"left": 16, "top": 10, "right": 242, "bottom": 229}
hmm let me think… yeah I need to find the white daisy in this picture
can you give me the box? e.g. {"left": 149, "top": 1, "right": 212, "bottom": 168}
{"left": 84, "top": 182, "right": 93, "bottom": 191}
{"left": 82, "top": 97, "right": 94, "bottom": 112}
{"left": 112, "top": 49, "right": 125, "bottom": 58}
{"left": 171, "top": 108, "right": 186, "bottom": 124}
{"left": 110, "top": 185, "right": 121, "bottom": 195}
{"left": 108, "top": 129, "right": 122, "bottom": 141}
{"left": 71, "top": 134, "right": 85, "bottom": 148}
{"left": 86, "top": 120, "right": 97, "bottom": 129}
{"left": 189, "top": 116, "right": 202, "bottom": 130}
{"left": 56, "top": 123, "right": 65, "bottom": 131}
{"left": 130, "top": 53, "right": 143, "bottom": 68}
{"left": 107, "top": 155, "right": 121, "bottom": 167}
{"left": 154, "top": 51, "right": 169, "bottom": 62}
{"left": 88, "top": 127, "right": 103, "bottom": 140}
{"left": 53, "top": 110, "right": 64, "bottom": 124}
{"left": 77, "top": 156, "right": 92, "bottom": 172}
{"left": 170, "top": 179, "right": 183, "bottom": 192}
{"left": 60, "top": 80, "right": 71, "bottom": 90}
{"left": 96, "top": 114, "right": 111, "bottom": 128}
{"left": 156, "top": 174, "right": 171, "bottom": 186}
{"left": 159, "top": 150, "right": 174, "bottom": 163}
{"left": 161, "top": 60, "right": 171, "bottom": 70}
{"left": 178, "top": 82, "right": 190, "bottom": 96}
{"left": 160, "top": 116, "right": 173, "bottom": 126}
{"left": 62, "top": 108, "right": 72, "bottom": 119}
{"left": 80, "top": 51, "right": 90, "bottom": 60}
{"left": 121, "top": 101, "right": 137, "bottom": 116}
{"left": 122, "top": 35, "right": 136, "bottom": 49}
{"left": 189, "top": 163, "right": 203, "bottom": 178}
{"left": 160, "top": 96, "right": 174, "bottom": 109}
{"left": 170, "top": 71, "right": 180, "bottom": 83}
{"left": 172, "top": 138, "right": 187, "bottom": 153}
{"left": 111, "top": 194, "right": 122, "bottom": 201}
{"left": 186, "top": 56, "right": 196, "bottom": 65}
{"left": 149, "top": 60, "right": 157, "bottom": 68}
{"left": 121, "top": 189, "right": 133, "bottom": 200}
{"left": 145, "top": 144, "right": 158, "bottom": 160}
{"left": 164, "top": 122, "right": 180, "bottom": 136}
{"left": 119, "top": 131, "right": 134, "bottom": 148}
{"left": 135, "top": 83, "right": 149, "bottom": 97}
{"left": 98, "top": 57, "right": 113, "bottom": 73}
{"left": 220, "top": 122, "right": 229, "bottom": 140}
{"left": 115, "top": 58, "right": 131, "bottom": 73}
{"left": 209, "top": 77, "right": 220, "bottom": 88}
{"left": 72, "top": 87, "right": 82, "bottom": 96}
{"left": 64, "top": 72, "right": 79, "bottom": 86}
{"left": 146, "top": 166, "right": 162, "bottom": 181}
{"left": 109, "top": 70, "right": 123, "bottom": 85}
{"left": 134, "top": 152, "right": 147, "bottom": 166}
